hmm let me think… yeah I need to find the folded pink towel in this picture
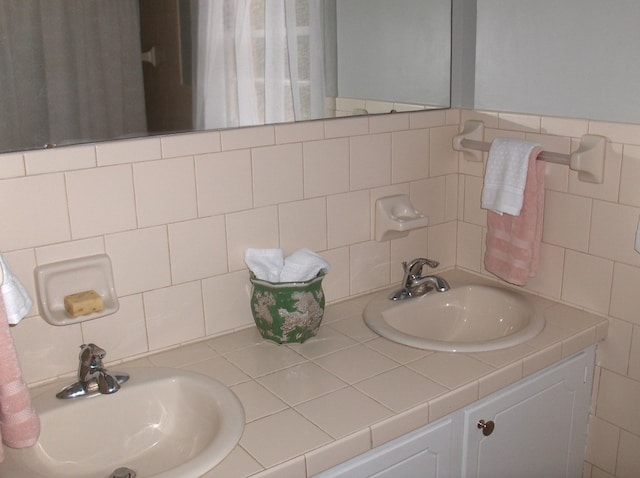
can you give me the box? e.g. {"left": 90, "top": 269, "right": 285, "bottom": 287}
{"left": 484, "top": 146, "right": 545, "bottom": 286}
{"left": 0, "top": 295, "right": 40, "bottom": 462}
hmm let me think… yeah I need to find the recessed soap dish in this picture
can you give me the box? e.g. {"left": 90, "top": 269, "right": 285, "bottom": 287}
{"left": 34, "top": 254, "right": 119, "bottom": 326}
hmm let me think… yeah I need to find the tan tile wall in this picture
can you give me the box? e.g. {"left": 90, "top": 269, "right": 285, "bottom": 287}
{"left": 457, "top": 109, "right": 640, "bottom": 478}
{"left": 0, "top": 109, "right": 459, "bottom": 386}
{"left": 4, "top": 106, "right": 639, "bottom": 475}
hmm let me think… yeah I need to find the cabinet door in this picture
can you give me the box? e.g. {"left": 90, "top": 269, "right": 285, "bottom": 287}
{"left": 315, "top": 415, "right": 454, "bottom": 478}
{"left": 461, "top": 347, "right": 594, "bottom": 478}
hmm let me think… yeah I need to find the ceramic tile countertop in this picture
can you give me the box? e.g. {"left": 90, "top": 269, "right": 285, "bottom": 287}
{"left": 62, "top": 269, "right": 612, "bottom": 477}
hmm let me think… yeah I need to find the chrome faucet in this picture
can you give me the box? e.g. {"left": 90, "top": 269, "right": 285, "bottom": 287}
{"left": 389, "top": 258, "right": 450, "bottom": 300}
{"left": 56, "top": 343, "right": 129, "bottom": 399}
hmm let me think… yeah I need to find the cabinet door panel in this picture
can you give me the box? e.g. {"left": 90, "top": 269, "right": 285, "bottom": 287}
{"left": 315, "top": 416, "right": 453, "bottom": 478}
{"left": 462, "top": 348, "right": 594, "bottom": 478}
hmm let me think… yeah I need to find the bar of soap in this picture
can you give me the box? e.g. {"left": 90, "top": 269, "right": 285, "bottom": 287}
{"left": 64, "top": 290, "right": 104, "bottom": 317}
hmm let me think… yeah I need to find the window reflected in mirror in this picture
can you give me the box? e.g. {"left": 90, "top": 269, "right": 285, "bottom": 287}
{"left": 0, "top": 0, "right": 451, "bottom": 154}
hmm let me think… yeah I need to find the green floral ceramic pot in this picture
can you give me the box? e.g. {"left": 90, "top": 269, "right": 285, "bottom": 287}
{"left": 249, "top": 271, "right": 326, "bottom": 344}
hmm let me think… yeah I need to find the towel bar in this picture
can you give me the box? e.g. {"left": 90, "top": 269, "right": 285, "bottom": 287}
{"left": 453, "top": 120, "right": 607, "bottom": 184}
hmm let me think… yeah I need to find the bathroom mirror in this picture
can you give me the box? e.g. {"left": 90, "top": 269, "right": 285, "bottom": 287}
{"left": 0, "top": 0, "right": 451, "bottom": 154}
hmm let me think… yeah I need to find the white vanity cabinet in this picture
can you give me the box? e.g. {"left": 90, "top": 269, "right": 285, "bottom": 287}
{"left": 316, "top": 346, "right": 595, "bottom": 478}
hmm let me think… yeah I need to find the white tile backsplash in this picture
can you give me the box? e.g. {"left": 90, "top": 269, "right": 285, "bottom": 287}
{"left": 105, "top": 226, "right": 172, "bottom": 296}
{"left": 168, "top": 215, "right": 228, "bottom": 283}
{"left": 66, "top": 165, "right": 137, "bottom": 238}
{"left": 0, "top": 174, "right": 70, "bottom": 251}
{"left": 0, "top": 152, "right": 26, "bottom": 179}
{"left": 143, "top": 281, "right": 205, "bottom": 350}
{"left": 25, "top": 144, "right": 96, "bottom": 175}
{"left": 391, "top": 129, "right": 429, "bottom": 183}
{"left": 251, "top": 143, "right": 304, "bottom": 207}
{"left": 278, "top": 198, "right": 328, "bottom": 254}
{"left": 303, "top": 138, "right": 350, "bottom": 198}
{"left": 133, "top": 156, "right": 197, "bottom": 227}
{"left": 326, "top": 190, "right": 371, "bottom": 249}
{"left": 225, "top": 206, "right": 280, "bottom": 272}
{"left": 195, "top": 149, "right": 254, "bottom": 216}
{"left": 349, "top": 134, "right": 391, "bottom": 190}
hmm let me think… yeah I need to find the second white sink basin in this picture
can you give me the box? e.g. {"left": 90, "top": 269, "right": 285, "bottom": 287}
{"left": 0, "top": 367, "right": 245, "bottom": 478}
{"left": 364, "top": 284, "right": 545, "bottom": 352}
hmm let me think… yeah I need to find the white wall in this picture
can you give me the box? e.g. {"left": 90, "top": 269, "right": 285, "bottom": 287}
{"left": 474, "top": 0, "right": 640, "bottom": 124}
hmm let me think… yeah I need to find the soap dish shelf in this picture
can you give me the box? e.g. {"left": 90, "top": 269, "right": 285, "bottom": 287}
{"left": 375, "top": 194, "right": 429, "bottom": 242}
{"left": 34, "top": 254, "right": 119, "bottom": 326}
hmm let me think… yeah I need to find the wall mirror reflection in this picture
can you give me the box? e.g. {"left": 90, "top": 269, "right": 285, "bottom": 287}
{"left": 0, "top": 0, "right": 451, "bottom": 154}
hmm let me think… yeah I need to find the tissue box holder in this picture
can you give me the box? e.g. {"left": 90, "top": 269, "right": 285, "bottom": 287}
{"left": 249, "top": 271, "right": 326, "bottom": 344}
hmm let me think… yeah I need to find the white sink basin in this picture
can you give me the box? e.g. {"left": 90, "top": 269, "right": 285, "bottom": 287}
{"left": 0, "top": 367, "right": 245, "bottom": 478}
{"left": 364, "top": 285, "right": 545, "bottom": 352}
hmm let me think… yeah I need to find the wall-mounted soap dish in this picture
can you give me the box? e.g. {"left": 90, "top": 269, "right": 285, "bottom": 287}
{"left": 375, "top": 194, "right": 429, "bottom": 241}
{"left": 34, "top": 254, "right": 119, "bottom": 326}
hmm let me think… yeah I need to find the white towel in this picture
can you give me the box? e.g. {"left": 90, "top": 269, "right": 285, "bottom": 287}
{"left": 245, "top": 248, "right": 330, "bottom": 282}
{"left": 280, "top": 248, "right": 330, "bottom": 282}
{"left": 244, "top": 248, "right": 284, "bottom": 282}
{"left": 481, "top": 138, "right": 542, "bottom": 216}
{"left": 0, "top": 253, "right": 33, "bottom": 325}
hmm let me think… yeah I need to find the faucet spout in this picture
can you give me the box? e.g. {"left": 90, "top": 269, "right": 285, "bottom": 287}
{"left": 78, "top": 343, "right": 106, "bottom": 383}
{"left": 410, "top": 275, "right": 450, "bottom": 293}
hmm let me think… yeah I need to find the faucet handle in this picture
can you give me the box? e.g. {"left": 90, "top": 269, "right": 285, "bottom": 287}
{"left": 404, "top": 258, "right": 439, "bottom": 276}
{"left": 79, "top": 343, "right": 106, "bottom": 364}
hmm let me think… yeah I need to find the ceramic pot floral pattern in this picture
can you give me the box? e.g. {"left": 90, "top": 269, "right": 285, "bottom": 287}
{"left": 249, "top": 272, "right": 325, "bottom": 344}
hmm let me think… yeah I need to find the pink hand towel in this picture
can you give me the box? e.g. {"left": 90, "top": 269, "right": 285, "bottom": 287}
{"left": 484, "top": 146, "right": 545, "bottom": 286}
{"left": 0, "top": 294, "right": 40, "bottom": 462}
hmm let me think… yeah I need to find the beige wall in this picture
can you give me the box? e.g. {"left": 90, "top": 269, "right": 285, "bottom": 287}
{"left": 1, "top": 107, "right": 639, "bottom": 476}
{"left": 0, "top": 109, "right": 459, "bottom": 384}
{"left": 456, "top": 109, "right": 640, "bottom": 478}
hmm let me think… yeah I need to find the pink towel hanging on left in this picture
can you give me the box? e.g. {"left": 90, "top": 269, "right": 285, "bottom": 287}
{"left": 484, "top": 146, "right": 545, "bottom": 286}
{"left": 0, "top": 294, "right": 40, "bottom": 463}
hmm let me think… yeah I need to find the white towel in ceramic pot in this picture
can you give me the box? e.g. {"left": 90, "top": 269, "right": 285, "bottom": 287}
{"left": 244, "top": 249, "right": 284, "bottom": 282}
{"left": 280, "top": 248, "right": 330, "bottom": 282}
{"left": 245, "top": 248, "right": 329, "bottom": 282}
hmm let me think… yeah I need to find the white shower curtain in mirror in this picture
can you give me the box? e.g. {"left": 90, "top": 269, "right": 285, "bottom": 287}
{"left": 0, "top": 1, "right": 147, "bottom": 150}
{"left": 195, "top": 0, "right": 327, "bottom": 130}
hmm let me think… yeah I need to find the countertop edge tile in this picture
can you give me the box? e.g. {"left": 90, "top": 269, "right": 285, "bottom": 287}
{"left": 429, "top": 381, "right": 479, "bottom": 422}
{"left": 247, "top": 455, "right": 306, "bottom": 478}
{"left": 478, "top": 360, "right": 524, "bottom": 399}
{"left": 523, "top": 343, "right": 563, "bottom": 376}
{"left": 304, "top": 428, "right": 371, "bottom": 477}
{"left": 562, "top": 326, "right": 598, "bottom": 358}
{"left": 370, "top": 401, "right": 431, "bottom": 448}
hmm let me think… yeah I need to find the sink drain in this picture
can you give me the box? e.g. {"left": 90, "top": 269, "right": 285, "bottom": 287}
{"left": 109, "top": 467, "right": 136, "bottom": 478}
